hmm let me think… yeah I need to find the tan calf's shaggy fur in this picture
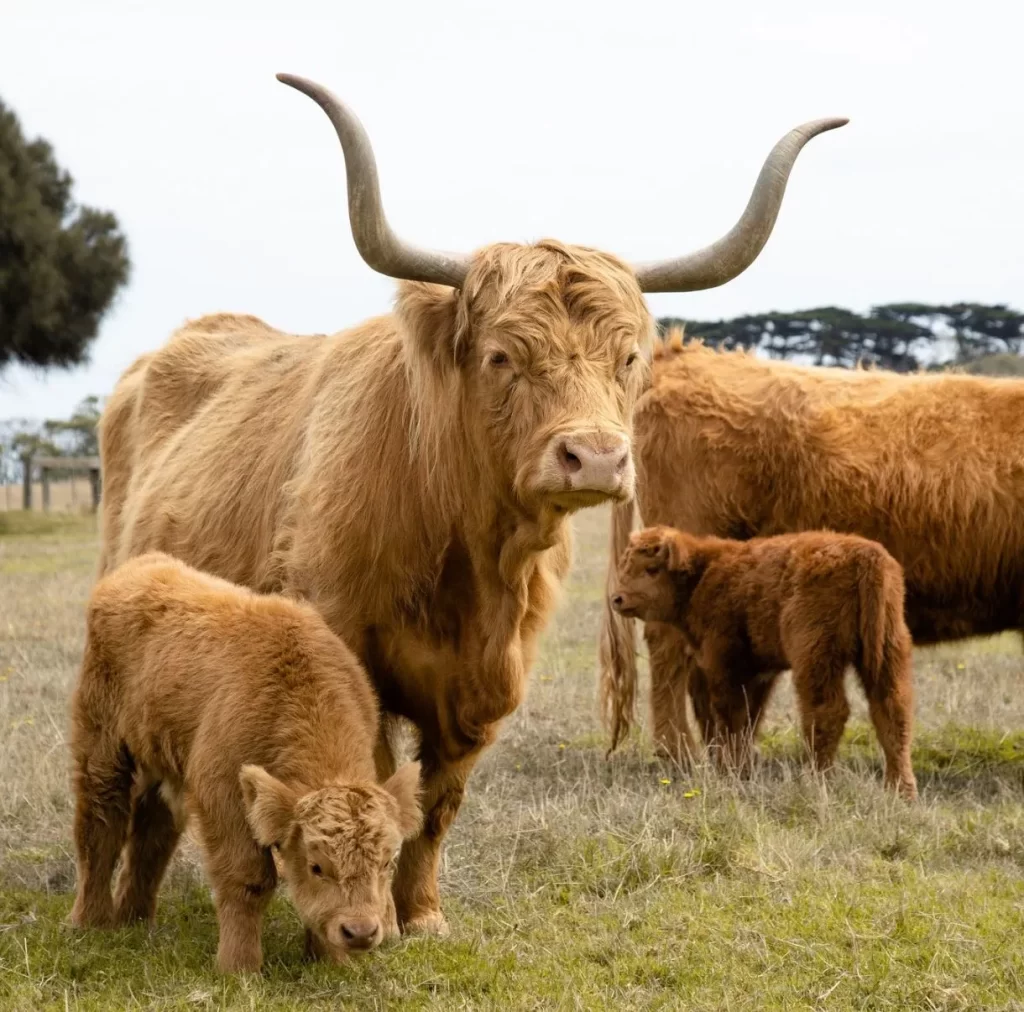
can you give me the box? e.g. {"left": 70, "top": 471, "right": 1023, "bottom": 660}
{"left": 611, "top": 527, "right": 917, "bottom": 800}
{"left": 69, "top": 553, "right": 423, "bottom": 973}
{"left": 601, "top": 329, "right": 1024, "bottom": 759}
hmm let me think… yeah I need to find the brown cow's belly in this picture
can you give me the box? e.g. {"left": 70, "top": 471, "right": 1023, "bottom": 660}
{"left": 904, "top": 591, "right": 1024, "bottom": 645}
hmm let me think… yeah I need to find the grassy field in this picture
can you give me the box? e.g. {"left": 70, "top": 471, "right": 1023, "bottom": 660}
{"left": 2, "top": 509, "right": 1024, "bottom": 1010}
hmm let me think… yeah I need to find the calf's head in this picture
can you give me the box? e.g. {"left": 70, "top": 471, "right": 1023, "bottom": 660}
{"left": 240, "top": 761, "right": 422, "bottom": 959}
{"left": 611, "top": 526, "right": 711, "bottom": 623}
{"left": 611, "top": 526, "right": 683, "bottom": 622}
{"left": 275, "top": 74, "right": 847, "bottom": 515}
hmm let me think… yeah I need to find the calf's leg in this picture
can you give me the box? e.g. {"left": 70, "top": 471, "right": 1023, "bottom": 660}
{"left": 70, "top": 735, "right": 135, "bottom": 928}
{"left": 645, "top": 621, "right": 700, "bottom": 762}
{"left": 791, "top": 656, "right": 851, "bottom": 773}
{"left": 113, "top": 781, "right": 183, "bottom": 924}
{"left": 201, "top": 829, "right": 276, "bottom": 974}
{"left": 857, "top": 654, "right": 917, "bottom": 801}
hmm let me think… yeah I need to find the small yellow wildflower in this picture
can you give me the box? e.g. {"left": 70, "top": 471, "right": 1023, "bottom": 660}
{"left": 659, "top": 778, "right": 671, "bottom": 786}
{"left": 683, "top": 788, "right": 701, "bottom": 799}
{"left": 956, "top": 662, "right": 966, "bottom": 670}
{"left": 558, "top": 742, "right": 566, "bottom": 750}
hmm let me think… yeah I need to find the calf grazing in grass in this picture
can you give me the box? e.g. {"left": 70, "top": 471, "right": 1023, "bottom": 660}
{"left": 610, "top": 526, "right": 917, "bottom": 799}
{"left": 69, "top": 552, "right": 423, "bottom": 973}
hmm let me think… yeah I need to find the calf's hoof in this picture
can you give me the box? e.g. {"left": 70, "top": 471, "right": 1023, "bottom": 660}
{"left": 216, "top": 951, "right": 263, "bottom": 975}
{"left": 889, "top": 775, "right": 919, "bottom": 802}
{"left": 68, "top": 903, "right": 114, "bottom": 930}
{"left": 401, "top": 909, "right": 450, "bottom": 938}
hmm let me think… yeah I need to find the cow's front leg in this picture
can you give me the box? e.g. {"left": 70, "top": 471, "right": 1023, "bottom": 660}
{"left": 391, "top": 736, "right": 488, "bottom": 935}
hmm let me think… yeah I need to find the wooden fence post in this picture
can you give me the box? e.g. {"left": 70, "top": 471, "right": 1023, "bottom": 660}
{"left": 21, "top": 454, "right": 32, "bottom": 510}
{"left": 41, "top": 466, "right": 51, "bottom": 513}
{"left": 89, "top": 467, "right": 101, "bottom": 512}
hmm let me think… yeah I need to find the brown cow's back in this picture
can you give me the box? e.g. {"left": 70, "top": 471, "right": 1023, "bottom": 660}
{"left": 81, "top": 552, "right": 380, "bottom": 791}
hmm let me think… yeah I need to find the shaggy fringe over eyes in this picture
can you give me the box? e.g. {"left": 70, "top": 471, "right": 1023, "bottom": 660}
{"left": 395, "top": 240, "right": 653, "bottom": 508}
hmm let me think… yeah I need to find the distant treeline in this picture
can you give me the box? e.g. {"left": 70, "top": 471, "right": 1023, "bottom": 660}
{"left": 658, "top": 303, "right": 1024, "bottom": 374}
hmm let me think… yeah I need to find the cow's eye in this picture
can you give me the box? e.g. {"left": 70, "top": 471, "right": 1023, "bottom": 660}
{"left": 488, "top": 351, "right": 509, "bottom": 367}
{"left": 625, "top": 352, "right": 638, "bottom": 367}
{"left": 311, "top": 864, "right": 322, "bottom": 877}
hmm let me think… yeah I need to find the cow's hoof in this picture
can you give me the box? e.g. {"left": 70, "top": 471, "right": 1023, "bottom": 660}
{"left": 402, "top": 910, "right": 450, "bottom": 937}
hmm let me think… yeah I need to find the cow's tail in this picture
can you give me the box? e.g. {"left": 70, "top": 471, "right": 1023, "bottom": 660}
{"left": 599, "top": 498, "right": 639, "bottom": 754}
{"left": 857, "top": 549, "right": 906, "bottom": 691}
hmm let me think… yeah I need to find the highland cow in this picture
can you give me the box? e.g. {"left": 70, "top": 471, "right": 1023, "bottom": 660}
{"left": 610, "top": 526, "right": 917, "bottom": 799}
{"left": 99, "top": 74, "right": 846, "bottom": 932}
{"left": 69, "top": 552, "right": 423, "bottom": 973}
{"left": 601, "top": 330, "right": 1024, "bottom": 763}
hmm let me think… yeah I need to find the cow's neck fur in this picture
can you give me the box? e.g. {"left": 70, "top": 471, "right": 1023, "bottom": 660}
{"left": 279, "top": 312, "right": 570, "bottom": 741}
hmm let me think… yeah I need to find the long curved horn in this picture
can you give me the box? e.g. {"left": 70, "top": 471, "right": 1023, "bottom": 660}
{"left": 633, "top": 117, "right": 849, "bottom": 293}
{"left": 277, "top": 74, "right": 470, "bottom": 288}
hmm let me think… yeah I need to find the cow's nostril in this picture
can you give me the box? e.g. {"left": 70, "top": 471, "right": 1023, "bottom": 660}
{"left": 612, "top": 595, "right": 623, "bottom": 607}
{"left": 558, "top": 443, "right": 583, "bottom": 474}
{"left": 615, "top": 449, "right": 629, "bottom": 475}
{"left": 341, "top": 919, "right": 379, "bottom": 944}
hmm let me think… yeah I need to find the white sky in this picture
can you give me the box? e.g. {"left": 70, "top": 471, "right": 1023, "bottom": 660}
{"left": 1, "top": 0, "right": 1021, "bottom": 419}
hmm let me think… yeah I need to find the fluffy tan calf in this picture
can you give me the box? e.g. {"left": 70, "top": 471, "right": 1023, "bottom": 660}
{"left": 611, "top": 527, "right": 917, "bottom": 799}
{"left": 69, "top": 552, "right": 422, "bottom": 973}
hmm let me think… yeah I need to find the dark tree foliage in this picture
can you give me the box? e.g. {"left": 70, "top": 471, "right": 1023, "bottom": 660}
{"left": 660, "top": 303, "right": 1024, "bottom": 373}
{"left": 0, "top": 99, "right": 130, "bottom": 370}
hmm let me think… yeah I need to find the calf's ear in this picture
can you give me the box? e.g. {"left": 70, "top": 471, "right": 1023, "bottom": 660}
{"left": 239, "top": 765, "right": 297, "bottom": 848}
{"left": 653, "top": 536, "right": 677, "bottom": 569}
{"left": 383, "top": 761, "right": 424, "bottom": 839}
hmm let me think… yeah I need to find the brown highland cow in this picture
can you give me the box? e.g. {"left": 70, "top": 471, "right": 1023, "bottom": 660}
{"left": 600, "top": 329, "right": 1024, "bottom": 763}
{"left": 69, "top": 552, "right": 423, "bottom": 973}
{"left": 610, "top": 526, "right": 917, "bottom": 799}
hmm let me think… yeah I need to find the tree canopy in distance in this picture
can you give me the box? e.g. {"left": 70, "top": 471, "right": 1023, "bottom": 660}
{"left": 0, "top": 98, "right": 130, "bottom": 371}
{"left": 660, "top": 303, "right": 1024, "bottom": 374}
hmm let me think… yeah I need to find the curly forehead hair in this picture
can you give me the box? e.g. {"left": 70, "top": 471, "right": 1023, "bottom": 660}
{"left": 294, "top": 786, "right": 396, "bottom": 859}
{"left": 627, "top": 528, "right": 670, "bottom": 557}
{"left": 461, "top": 240, "right": 654, "bottom": 348}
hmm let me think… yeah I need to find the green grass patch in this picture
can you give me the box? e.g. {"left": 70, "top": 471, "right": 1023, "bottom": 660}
{"left": 3, "top": 862, "right": 1024, "bottom": 1010}
{"left": 760, "top": 721, "right": 1024, "bottom": 779}
{"left": 0, "top": 512, "right": 97, "bottom": 539}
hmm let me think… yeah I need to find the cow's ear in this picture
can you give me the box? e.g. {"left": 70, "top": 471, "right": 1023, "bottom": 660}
{"left": 661, "top": 533, "right": 686, "bottom": 571}
{"left": 395, "top": 281, "right": 467, "bottom": 372}
{"left": 384, "top": 761, "right": 423, "bottom": 839}
{"left": 239, "top": 765, "right": 297, "bottom": 848}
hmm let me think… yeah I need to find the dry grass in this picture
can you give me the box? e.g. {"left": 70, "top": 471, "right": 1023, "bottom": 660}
{"left": 2, "top": 508, "right": 1024, "bottom": 1009}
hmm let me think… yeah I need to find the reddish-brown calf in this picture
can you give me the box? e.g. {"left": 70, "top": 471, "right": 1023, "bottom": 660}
{"left": 611, "top": 527, "right": 917, "bottom": 799}
{"left": 69, "top": 552, "right": 423, "bottom": 973}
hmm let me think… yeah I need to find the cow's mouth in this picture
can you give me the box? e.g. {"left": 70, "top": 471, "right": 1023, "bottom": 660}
{"left": 548, "top": 487, "right": 628, "bottom": 512}
{"left": 610, "top": 598, "right": 642, "bottom": 618}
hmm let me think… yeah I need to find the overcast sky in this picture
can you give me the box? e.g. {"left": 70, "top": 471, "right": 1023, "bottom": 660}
{"left": 2, "top": 0, "right": 1021, "bottom": 419}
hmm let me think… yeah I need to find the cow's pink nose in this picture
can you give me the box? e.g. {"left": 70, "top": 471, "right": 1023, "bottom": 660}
{"left": 557, "top": 436, "right": 630, "bottom": 491}
{"left": 340, "top": 919, "right": 380, "bottom": 950}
